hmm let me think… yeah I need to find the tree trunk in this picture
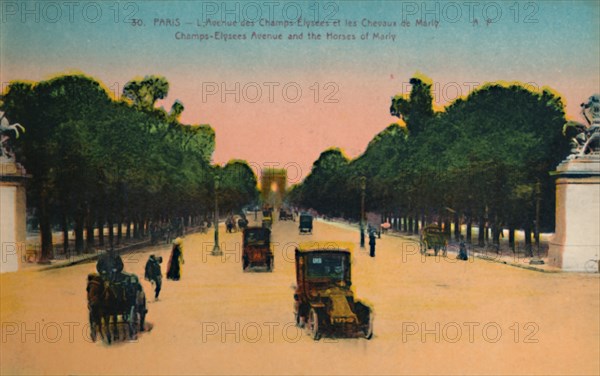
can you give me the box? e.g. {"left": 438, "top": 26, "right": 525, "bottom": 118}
{"left": 485, "top": 225, "right": 490, "bottom": 244}
{"left": 75, "top": 216, "right": 84, "bottom": 254}
{"left": 38, "top": 191, "right": 54, "bottom": 262}
{"left": 466, "top": 216, "right": 472, "bottom": 244}
{"left": 478, "top": 216, "right": 485, "bottom": 247}
{"left": 454, "top": 213, "right": 460, "bottom": 241}
{"left": 85, "top": 214, "right": 94, "bottom": 252}
{"left": 117, "top": 219, "right": 123, "bottom": 244}
{"left": 493, "top": 226, "right": 501, "bottom": 248}
{"left": 126, "top": 220, "right": 131, "bottom": 239}
{"left": 509, "top": 227, "right": 515, "bottom": 252}
{"left": 61, "top": 213, "right": 69, "bottom": 255}
{"left": 98, "top": 217, "right": 104, "bottom": 247}
{"left": 524, "top": 225, "right": 533, "bottom": 257}
{"left": 108, "top": 218, "right": 114, "bottom": 247}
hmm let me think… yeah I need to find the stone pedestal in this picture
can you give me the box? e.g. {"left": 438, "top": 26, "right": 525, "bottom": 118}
{"left": 0, "top": 162, "right": 29, "bottom": 273}
{"left": 548, "top": 156, "right": 600, "bottom": 272}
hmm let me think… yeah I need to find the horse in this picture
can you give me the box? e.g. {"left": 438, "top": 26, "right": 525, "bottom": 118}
{"left": 87, "top": 272, "right": 146, "bottom": 344}
{"left": 86, "top": 273, "right": 110, "bottom": 343}
{"left": 104, "top": 273, "right": 147, "bottom": 342}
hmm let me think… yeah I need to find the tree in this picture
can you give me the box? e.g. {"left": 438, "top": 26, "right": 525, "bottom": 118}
{"left": 122, "top": 75, "right": 169, "bottom": 112}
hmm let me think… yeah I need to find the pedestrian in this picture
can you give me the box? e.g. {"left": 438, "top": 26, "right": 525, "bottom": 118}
{"left": 96, "top": 247, "right": 124, "bottom": 282}
{"left": 145, "top": 255, "right": 163, "bottom": 300}
{"left": 369, "top": 230, "right": 376, "bottom": 257}
{"left": 458, "top": 236, "right": 469, "bottom": 261}
{"left": 166, "top": 237, "right": 184, "bottom": 281}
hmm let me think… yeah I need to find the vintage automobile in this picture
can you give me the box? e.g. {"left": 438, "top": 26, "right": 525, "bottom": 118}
{"left": 293, "top": 242, "right": 373, "bottom": 340}
{"left": 279, "top": 208, "right": 294, "bottom": 221}
{"left": 420, "top": 224, "right": 448, "bottom": 256}
{"left": 262, "top": 209, "right": 273, "bottom": 229}
{"left": 242, "top": 226, "right": 273, "bottom": 271}
{"left": 298, "top": 212, "right": 313, "bottom": 234}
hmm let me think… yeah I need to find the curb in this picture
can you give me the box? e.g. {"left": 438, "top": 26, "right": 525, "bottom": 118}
{"left": 37, "top": 240, "right": 152, "bottom": 271}
{"left": 36, "top": 226, "right": 208, "bottom": 272}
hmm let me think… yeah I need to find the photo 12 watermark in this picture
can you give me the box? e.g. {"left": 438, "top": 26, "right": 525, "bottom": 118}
{"left": 200, "top": 81, "right": 340, "bottom": 104}
{"left": 401, "top": 321, "right": 540, "bottom": 344}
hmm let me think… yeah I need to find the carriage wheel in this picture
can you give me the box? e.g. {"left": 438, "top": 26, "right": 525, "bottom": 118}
{"left": 128, "top": 305, "right": 137, "bottom": 339}
{"left": 306, "top": 308, "right": 321, "bottom": 340}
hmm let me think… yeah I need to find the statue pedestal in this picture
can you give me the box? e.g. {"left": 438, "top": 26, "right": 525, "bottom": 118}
{"left": 0, "top": 162, "right": 29, "bottom": 273}
{"left": 548, "top": 156, "right": 600, "bottom": 272}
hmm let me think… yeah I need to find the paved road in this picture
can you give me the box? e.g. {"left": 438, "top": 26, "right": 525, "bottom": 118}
{"left": 1, "top": 216, "right": 599, "bottom": 375}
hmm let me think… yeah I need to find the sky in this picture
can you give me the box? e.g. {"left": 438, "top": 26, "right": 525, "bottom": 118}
{"left": 1, "top": 0, "right": 599, "bottom": 183}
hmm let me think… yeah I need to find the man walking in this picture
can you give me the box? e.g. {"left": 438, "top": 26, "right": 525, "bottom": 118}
{"left": 145, "top": 255, "right": 163, "bottom": 300}
{"left": 369, "top": 230, "right": 376, "bottom": 257}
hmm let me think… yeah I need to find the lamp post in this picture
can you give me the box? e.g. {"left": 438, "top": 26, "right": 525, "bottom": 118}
{"left": 212, "top": 174, "right": 222, "bottom": 256}
{"left": 360, "top": 176, "right": 366, "bottom": 248}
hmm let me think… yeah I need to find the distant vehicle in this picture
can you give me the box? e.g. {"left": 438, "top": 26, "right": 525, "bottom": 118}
{"left": 293, "top": 243, "right": 373, "bottom": 340}
{"left": 299, "top": 213, "right": 313, "bottom": 234}
{"left": 242, "top": 227, "right": 273, "bottom": 271}
{"left": 262, "top": 209, "right": 272, "bottom": 229}
{"left": 420, "top": 225, "right": 448, "bottom": 256}
{"left": 279, "top": 208, "right": 294, "bottom": 221}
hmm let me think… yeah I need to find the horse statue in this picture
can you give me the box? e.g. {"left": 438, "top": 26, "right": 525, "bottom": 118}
{"left": 564, "top": 94, "right": 600, "bottom": 158}
{"left": 0, "top": 111, "right": 25, "bottom": 162}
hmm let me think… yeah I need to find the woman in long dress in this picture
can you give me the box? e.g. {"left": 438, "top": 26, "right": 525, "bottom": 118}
{"left": 166, "top": 238, "right": 184, "bottom": 281}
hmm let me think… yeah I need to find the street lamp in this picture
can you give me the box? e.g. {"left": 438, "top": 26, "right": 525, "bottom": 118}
{"left": 212, "top": 174, "right": 222, "bottom": 256}
{"left": 360, "top": 176, "right": 366, "bottom": 248}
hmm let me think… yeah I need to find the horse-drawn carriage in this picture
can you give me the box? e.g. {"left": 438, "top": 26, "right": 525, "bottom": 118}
{"left": 242, "top": 227, "right": 273, "bottom": 271}
{"left": 299, "top": 213, "right": 313, "bottom": 234}
{"left": 293, "top": 242, "right": 373, "bottom": 340}
{"left": 420, "top": 225, "right": 448, "bottom": 256}
{"left": 87, "top": 271, "right": 147, "bottom": 344}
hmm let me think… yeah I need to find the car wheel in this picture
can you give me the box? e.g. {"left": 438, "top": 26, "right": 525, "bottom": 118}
{"left": 363, "top": 310, "right": 374, "bottom": 340}
{"left": 307, "top": 308, "right": 321, "bottom": 340}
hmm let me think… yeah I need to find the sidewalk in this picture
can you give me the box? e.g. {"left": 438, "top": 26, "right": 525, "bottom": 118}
{"left": 23, "top": 226, "right": 206, "bottom": 272}
{"left": 317, "top": 217, "right": 563, "bottom": 273}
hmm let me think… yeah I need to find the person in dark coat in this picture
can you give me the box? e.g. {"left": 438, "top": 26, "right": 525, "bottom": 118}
{"left": 369, "top": 230, "right": 376, "bottom": 257}
{"left": 145, "top": 255, "right": 163, "bottom": 299}
{"left": 457, "top": 236, "right": 469, "bottom": 261}
{"left": 166, "top": 238, "right": 184, "bottom": 281}
{"left": 96, "top": 248, "right": 124, "bottom": 282}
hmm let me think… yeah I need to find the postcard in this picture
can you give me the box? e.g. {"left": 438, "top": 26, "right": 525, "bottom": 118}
{"left": 1, "top": 1, "right": 599, "bottom": 375}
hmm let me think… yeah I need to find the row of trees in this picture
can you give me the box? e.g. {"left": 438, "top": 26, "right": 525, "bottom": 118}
{"left": 289, "top": 77, "right": 571, "bottom": 251}
{"left": 2, "top": 74, "right": 258, "bottom": 261}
